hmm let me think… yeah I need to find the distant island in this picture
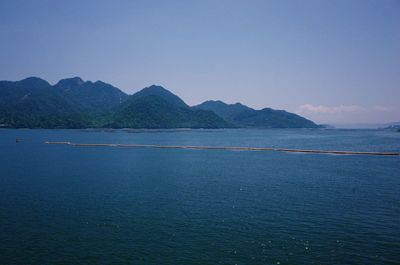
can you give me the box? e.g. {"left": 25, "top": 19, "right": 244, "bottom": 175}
{"left": 385, "top": 123, "right": 400, "bottom": 132}
{"left": 0, "top": 77, "right": 319, "bottom": 129}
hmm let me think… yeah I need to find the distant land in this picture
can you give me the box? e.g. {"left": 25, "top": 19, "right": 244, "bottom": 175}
{"left": 194, "top": 100, "right": 317, "bottom": 128}
{"left": 0, "top": 77, "right": 319, "bottom": 129}
{"left": 330, "top": 122, "right": 400, "bottom": 129}
{"left": 385, "top": 122, "right": 400, "bottom": 132}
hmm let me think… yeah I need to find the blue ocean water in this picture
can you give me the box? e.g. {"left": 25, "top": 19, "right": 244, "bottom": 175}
{"left": 0, "top": 129, "right": 399, "bottom": 265}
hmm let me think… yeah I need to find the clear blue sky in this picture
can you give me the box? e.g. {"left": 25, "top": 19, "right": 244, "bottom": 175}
{"left": 0, "top": 0, "right": 399, "bottom": 124}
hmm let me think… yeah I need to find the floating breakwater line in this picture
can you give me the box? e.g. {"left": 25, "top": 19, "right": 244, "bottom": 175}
{"left": 44, "top": 141, "right": 400, "bottom": 156}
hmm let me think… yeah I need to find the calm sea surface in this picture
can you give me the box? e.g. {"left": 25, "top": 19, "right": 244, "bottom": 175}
{"left": 0, "top": 129, "right": 399, "bottom": 265}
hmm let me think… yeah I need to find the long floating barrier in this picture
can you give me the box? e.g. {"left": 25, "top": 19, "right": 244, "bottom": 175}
{"left": 44, "top": 141, "right": 400, "bottom": 156}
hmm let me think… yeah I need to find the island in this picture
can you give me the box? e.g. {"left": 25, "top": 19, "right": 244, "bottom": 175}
{"left": 0, "top": 77, "right": 319, "bottom": 129}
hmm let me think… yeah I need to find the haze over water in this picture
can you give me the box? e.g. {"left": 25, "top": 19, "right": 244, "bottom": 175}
{"left": 1, "top": 129, "right": 399, "bottom": 264}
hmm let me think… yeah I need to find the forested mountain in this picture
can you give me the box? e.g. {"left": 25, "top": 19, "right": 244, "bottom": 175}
{"left": 194, "top": 100, "right": 318, "bottom": 128}
{"left": 0, "top": 78, "right": 230, "bottom": 128}
{"left": 0, "top": 77, "right": 318, "bottom": 129}
{"left": 0, "top": 77, "right": 128, "bottom": 128}
{"left": 54, "top": 77, "right": 128, "bottom": 112}
{"left": 105, "top": 85, "right": 231, "bottom": 128}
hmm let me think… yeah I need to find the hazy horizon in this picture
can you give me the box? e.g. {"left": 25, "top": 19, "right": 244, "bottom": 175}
{"left": 1, "top": 0, "right": 399, "bottom": 124}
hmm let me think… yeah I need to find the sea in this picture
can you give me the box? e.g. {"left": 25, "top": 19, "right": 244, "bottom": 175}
{"left": 0, "top": 128, "right": 399, "bottom": 265}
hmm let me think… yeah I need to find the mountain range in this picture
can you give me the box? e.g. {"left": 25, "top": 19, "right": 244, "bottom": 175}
{"left": 193, "top": 100, "right": 317, "bottom": 128}
{"left": 0, "top": 77, "right": 319, "bottom": 129}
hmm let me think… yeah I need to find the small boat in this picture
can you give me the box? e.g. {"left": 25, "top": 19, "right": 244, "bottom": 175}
{"left": 16, "top": 139, "right": 21, "bottom": 143}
